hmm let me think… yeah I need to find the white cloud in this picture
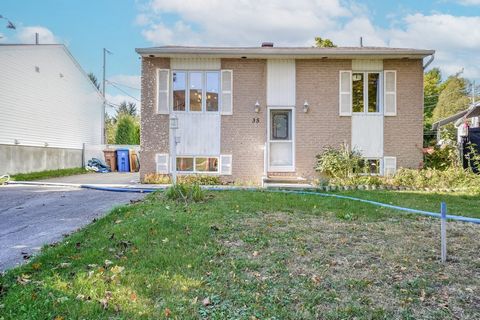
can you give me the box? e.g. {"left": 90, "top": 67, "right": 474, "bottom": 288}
{"left": 17, "top": 26, "right": 58, "bottom": 44}
{"left": 138, "top": 1, "right": 480, "bottom": 79}
{"left": 457, "top": 0, "right": 480, "bottom": 5}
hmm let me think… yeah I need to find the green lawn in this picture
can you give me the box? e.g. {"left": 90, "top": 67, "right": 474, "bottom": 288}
{"left": 0, "top": 190, "right": 479, "bottom": 319}
{"left": 10, "top": 167, "right": 87, "bottom": 181}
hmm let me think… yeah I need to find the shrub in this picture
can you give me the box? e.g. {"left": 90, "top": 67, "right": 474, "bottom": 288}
{"left": 423, "top": 142, "right": 459, "bottom": 170}
{"left": 143, "top": 173, "right": 171, "bottom": 184}
{"left": 115, "top": 115, "right": 139, "bottom": 145}
{"left": 315, "top": 143, "right": 363, "bottom": 179}
{"left": 165, "top": 183, "right": 205, "bottom": 203}
{"left": 178, "top": 174, "right": 220, "bottom": 185}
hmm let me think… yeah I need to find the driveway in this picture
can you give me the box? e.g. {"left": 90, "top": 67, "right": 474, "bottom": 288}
{"left": 0, "top": 184, "right": 146, "bottom": 271}
{"left": 36, "top": 172, "right": 140, "bottom": 185}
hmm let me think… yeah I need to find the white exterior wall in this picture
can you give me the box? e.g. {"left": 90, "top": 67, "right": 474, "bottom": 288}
{"left": 171, "top": 58, "right": 221, "bottom": 70}
{"left": 267, "top": 59, "right": 296, "bottom": 106}
{"left": 351, "top": 115, "right": 384, "bottom": 158}
{"left": 175, "top": 113, "right": 221, "bottom": 156}
{"left": 0, "top": 45, "right": 103, "bottom": 150}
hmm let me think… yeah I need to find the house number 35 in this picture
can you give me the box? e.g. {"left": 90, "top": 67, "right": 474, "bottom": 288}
{"left": 252, "top": 117, "right": 260, "bottom": 123}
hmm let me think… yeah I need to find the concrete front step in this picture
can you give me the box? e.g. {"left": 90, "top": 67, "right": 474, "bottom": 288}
{"left": 264, "top": 182, "right": 314, "bottom": 189}
{"left": 264, "top": 176, "right": 307, "bottom": 184}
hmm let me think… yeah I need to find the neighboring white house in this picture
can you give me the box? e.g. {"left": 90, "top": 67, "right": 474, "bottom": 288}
{"left": 0, "top": 44, "right": 104, "bottom": 174}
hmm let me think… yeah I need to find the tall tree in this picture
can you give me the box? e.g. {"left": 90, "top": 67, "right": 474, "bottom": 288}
{"left": 314, "top": 37, "right": 336, "bottom": 48}
{"left": 432, "top": 75, "right": 471, "bottom": 123}
{"left": 87, "top": 72, "right": 100, "bottom": 90}
{"left": 116, "top": 101, "right": 137, "bottom": 117}
{"left": 115, "top": 114, "right": 140, "bottom": 145}
{"left": 423, "top": 68, "right": 443, "bottom": 145}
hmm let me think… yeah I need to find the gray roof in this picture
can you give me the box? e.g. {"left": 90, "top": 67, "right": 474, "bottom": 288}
{"left": 135, "top": 45, "right": 435, "bottom": 59}
{"left": 432, "top": 102, "right": 480, "bottom": 130}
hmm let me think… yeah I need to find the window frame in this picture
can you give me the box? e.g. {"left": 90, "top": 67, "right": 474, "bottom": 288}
{"left": 171, "top": 70, "right": 221, "bottom": 113}
{"left": 175, "top": 156, "right": 220, "bottom": 174}
{"left": 352, "top": 71, "right": 383, "bottom": 114}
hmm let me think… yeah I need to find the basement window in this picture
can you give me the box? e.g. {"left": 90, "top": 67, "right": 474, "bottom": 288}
{"left": 176, "top": 156, "right": 219, "bottom": 173}
{"left": 359, "top": 158, "right": 381, "bottom": 175}
{"left": 352, "top": 72, "right": 382, "bottom": 113}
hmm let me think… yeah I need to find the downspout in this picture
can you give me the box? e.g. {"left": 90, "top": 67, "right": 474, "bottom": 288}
{"left": 423, "top": 54, "right": 435, "bottom": 70}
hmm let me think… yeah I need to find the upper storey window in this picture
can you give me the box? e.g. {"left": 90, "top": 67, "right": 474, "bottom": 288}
{"left": 172, "top": 71, "right": 220, "bottom": 112}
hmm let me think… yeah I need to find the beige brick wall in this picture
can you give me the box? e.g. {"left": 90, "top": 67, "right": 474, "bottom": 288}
{"left": 220, "top": 59, "right": 267, "bottom": 184}
{"left": 138, "top": 56, "right": 424, "bottom": 183}
{"left": 139, "top": 57, "right": 170, "bottom": 180}
{"left": 383, "top": 59, "right": 424, "bottom": 169}
{"left": 295, "top": 59, "right": 353, "bottom": 179}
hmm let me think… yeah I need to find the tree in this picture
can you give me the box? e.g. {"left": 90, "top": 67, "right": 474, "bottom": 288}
{"left": 115, "top": 114, "right": 140, "bottom": 145}
{"left": 315, "top": 37, "right": 336, "bottom": 48}
{"left": 423, "top": 68, "right": 443, "bottom": 145}
{"left": 104, "top": 113, "right": 116, "bottom": 144}
{"left": 116, "top": 101, "right": 137, "bottom": 117}
{"left": 432, "top": 74, "right": 471, "bottom": 139}
{"left": 88, "top": 72, "right": 100, "bottom": 90}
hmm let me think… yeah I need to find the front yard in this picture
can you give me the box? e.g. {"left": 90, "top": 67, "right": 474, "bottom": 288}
{"left": 0, "top": 190, "right": 479, "bottom": 319}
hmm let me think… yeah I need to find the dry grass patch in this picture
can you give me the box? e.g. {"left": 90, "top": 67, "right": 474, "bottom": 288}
{"left": 218, "top": 212, "right": 480, "bottom": 319}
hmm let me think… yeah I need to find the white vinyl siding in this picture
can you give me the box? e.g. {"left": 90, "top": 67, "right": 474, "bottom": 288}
{"left": 384, "top": 70, "right": 397, "bottom": 116}
{"left": 339, "top": 70, "right": 352, "bottom": 116}
{"left": 155, "top": 153, "right": 169, "bottom": 174}
{"left": 352, "top": 59, "right": 383, "bottom": 71}
{"left": 267, "top": 59, "right": 296, "bottom": 106}
{"left": 157, "top": 69, "right": 170, "bottom": 114}
{"left": 351, "top": 115, "right": 383, "bottom": 158}
{"left": 220, "top": 154, "right": 232, "bottom": 175}
{"left": 221, "top": 70, "right": 233, "bottom": 115}
{"left": 170, "top": 58, "right": 221, "bottom": 70}
{"left": 0, "top": 45, "right": 103, "bottom": 149}
{"left": 175, "top": 113, "right": 221, "bottom": 156}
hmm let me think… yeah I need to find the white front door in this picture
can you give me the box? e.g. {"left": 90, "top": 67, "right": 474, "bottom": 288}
{"left": 268, "top": 108, "right": 295, "bottom": 172}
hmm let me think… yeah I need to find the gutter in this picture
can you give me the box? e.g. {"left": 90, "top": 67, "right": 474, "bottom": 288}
{"left": 423, "top": 53, "right": 435, "bottom": 70}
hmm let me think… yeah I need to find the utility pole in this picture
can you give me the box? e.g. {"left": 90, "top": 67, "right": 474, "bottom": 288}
{"left": 102, "top": 48, "right": 112, "bottom": 143}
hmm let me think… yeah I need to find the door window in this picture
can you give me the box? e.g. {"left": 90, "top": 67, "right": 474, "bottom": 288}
{"left": 271, "top": 111, "right": 290, "bottom": 140}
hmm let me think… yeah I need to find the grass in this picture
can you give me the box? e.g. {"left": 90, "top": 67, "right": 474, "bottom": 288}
{"left": 0, "top": 190, "right": 479, "bottom": 319}
{"left": 10, "top": 167, "right": 87, "bottom": 181}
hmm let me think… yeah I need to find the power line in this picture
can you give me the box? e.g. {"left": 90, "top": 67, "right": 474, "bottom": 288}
{"left": 106, "top": 80, "right": 140, "bottom": 91}
{"left": 106, "top": 81, "right": 141, "bottom": 103}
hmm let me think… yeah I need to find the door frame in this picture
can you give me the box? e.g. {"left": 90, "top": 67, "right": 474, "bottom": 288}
{"left": 267, "top": 106, "right": 295, "bottom": 172}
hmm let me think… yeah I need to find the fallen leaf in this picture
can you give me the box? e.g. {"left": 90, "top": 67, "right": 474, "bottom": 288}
{"left": 311, "top": 275, "right": 321, "bottom": 285}
{"left": 164, "top": 308, "right": 172, "bottom": 317}
{"left": 17, "top": 274, "right": 31, "bottom": 285}
{"left": 99, "top": 298, "right": 108, "bottom": 309}
{"left": 104, "top": 260, "right": 113, "bottom": 267}
{"left": 162, "top": 238, "right": 169, "bottom": 243}
{"left": 130, "top": 292, "right": 137, "bottom": 302}
{"left": 110, "top": 265, "right": 125, "bottom": 274}
{"left": 202, "top": 297, "right": 211, "bottom": 306}
{"left": 252, "top": 251, "right": 259, "bottom": 257}
{"left": 32, "top": 263, "right": 42, "bottom": 271}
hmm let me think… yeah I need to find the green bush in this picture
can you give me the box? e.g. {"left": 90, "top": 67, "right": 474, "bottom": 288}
{"left": 115, "top": 115, "right": 140, "bottom": 145}
{"left": 423, "top": 143, "right": 459, "bottom": 170}
{"left": 178, "top": 174, "right": 220, "bottom": 185}
{"left": 165, "top": 183, "right": 205, "bottom": 203}
{"left": 315, "top": 143, "right": 363, "bottom": 179}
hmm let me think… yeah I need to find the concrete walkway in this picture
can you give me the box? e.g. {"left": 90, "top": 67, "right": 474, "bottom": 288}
{"left": 0, "top": 184, "right": 145, "bottom": 271}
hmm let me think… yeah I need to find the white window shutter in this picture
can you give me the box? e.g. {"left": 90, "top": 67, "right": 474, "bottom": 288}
{"left": 339, "top": 70, "right": 352, "bottom": 116}
{"left": 384, "top": 70, "right": 397, "bottom": 116}
{"left": 156, "top": 153, "right": 169, "bottom": 174}
{"left": 157, "top": 69, "right": 170, "bottom": 114}
{"left": 220, "top": 154, "right": 232, "bottom": 175}
{"left": 221, "top": 70, "right": 233, "bottom": 115}
{"left": 383, "top": 156, "right": 397, "bottom": 176}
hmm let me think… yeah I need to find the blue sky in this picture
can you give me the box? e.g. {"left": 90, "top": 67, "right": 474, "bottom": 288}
{"left": 1, "top": 0, "right": 479, "bottom": 110}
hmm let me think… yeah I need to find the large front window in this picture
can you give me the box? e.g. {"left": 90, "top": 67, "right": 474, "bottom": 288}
{"left": 172, "top": 70, "right": 220, "bottom": 112}
{"left": 352, "top": 72, "right": 381, "bottom": 113}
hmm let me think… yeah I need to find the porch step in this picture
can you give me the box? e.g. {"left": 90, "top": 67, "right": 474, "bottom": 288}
{"left": 264, "top": 182, "right": 314, "bottom": 190}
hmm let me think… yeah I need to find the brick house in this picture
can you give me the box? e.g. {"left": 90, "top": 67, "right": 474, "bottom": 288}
{"left": 135, "top": 44, "right": 434, "bottom": 185}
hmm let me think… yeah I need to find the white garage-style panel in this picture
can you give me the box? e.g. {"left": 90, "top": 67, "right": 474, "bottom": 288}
{"left": 352, "top": 59, "right": 383, "bottom": 71}
{"left": 171, "top": 58, "right": 221, "bottom": 70}
{"left": 174, "top": 113, "right": 221, "bottom": 156}
{"left": 267, "top": 59, "right": 296, "bottom": 106}
{"left": 351, "top": 115, "right": 384, "bottom": 158}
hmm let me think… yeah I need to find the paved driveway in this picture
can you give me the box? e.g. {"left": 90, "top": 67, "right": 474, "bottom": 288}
{"left": 0, "top": 185, "right": 146, "bottom": 271}
{"left": 37, "top": 172, "right": 140, "bottom": 185}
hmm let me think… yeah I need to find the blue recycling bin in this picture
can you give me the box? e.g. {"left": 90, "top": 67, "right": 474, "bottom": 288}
{"left": 116, "top": 149, "right": 130, "bottom": 172}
